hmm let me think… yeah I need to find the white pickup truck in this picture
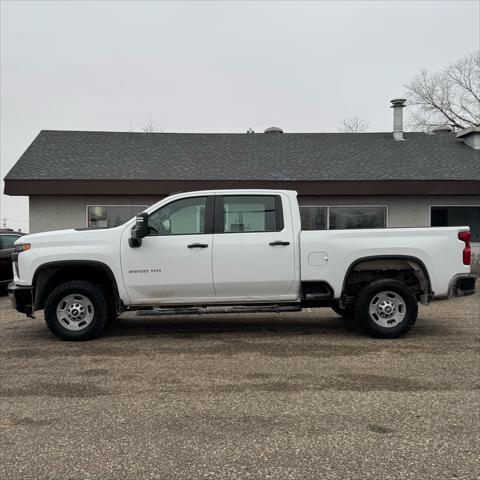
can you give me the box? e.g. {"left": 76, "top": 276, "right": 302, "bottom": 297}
{"left": 9, "top": 189, "right": 476, "bottom": 341}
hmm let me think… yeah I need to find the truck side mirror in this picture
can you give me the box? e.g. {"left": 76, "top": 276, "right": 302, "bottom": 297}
{"left": 129, "top": 212, "right": 149, "bottom": 248}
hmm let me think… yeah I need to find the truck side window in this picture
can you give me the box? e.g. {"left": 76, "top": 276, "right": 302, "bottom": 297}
{"left": 0, "top": 234, "right": 20, "bottom": 250}
{"left": 221, "top": 195, "right": 281, "bottom": 233}
{"left": 148, "top": 197, "right": 206, "bottom": 235}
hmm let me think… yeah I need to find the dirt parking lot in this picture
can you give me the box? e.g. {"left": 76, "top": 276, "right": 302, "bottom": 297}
{"left": 1, "top": 290, "right": 479, "bottom": 480}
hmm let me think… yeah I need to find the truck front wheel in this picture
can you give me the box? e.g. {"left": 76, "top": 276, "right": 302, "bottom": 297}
{"left": 354, "top": 279, "right": 418, "bottom": 339}
{"left": 44, "top": 280, "right": 109, "bottom": 341}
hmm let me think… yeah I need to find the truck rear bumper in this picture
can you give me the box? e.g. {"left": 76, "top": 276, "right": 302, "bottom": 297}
{"left": 448, "top": 274, "right": 476, "bottom": 298}
{"left": 8, "top": 282, "right": 34, "bottom": 317}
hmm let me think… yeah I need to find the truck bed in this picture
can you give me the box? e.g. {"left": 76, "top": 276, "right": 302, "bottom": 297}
{"left": 300, "top": 226, "right": 470, "bottom": 298}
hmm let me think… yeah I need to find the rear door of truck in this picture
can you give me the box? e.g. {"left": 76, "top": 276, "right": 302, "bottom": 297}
{"left": 212, "top": 193, "right": 296, "bottom": 299}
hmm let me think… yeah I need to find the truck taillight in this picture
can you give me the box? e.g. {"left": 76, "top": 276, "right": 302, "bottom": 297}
{"left": 458, "top": 231, "right": 471, "bottom": 266}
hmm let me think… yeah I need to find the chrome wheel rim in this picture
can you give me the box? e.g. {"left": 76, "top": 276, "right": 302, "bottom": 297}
{"left": 56, "top": 294, "right": 94, "bottom": 331}
{"left": 368, "top": 291, "right": 406, "bottom": 328}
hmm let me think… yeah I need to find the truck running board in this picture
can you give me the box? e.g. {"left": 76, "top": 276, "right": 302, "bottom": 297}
{"left": 304, "top": 293, "right": 332, "bottom": 301}
{"left": 135, "top": 304, "right": 302, "bottom": 316}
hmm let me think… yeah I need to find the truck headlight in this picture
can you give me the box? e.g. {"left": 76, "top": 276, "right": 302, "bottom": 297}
{"left": 14, "top": 243, "right": 31, "bottom": 253}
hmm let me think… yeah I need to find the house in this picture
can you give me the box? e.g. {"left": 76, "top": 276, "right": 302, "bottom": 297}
{"left": 3, "top": 100, "right": 480, "bottom": 252}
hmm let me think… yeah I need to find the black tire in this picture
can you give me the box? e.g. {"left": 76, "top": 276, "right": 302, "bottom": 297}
{"left": 331, "top": 303, "right": 355, "bottom": 319}
{"left": 44, "top": 280, "right": 109, "bottom": 341}
{"left": 105, "top": 295, "right": 119, "bottom": 322}
{"left": 354, "top": 279, "right": 418, "bottom": 339}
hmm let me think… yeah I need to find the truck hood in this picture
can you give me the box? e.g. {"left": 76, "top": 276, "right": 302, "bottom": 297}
{"left": 16, "top": 227, "right": 124, "bottom": 247}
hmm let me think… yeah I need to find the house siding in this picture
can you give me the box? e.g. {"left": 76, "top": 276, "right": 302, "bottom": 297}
{"left": 29, "top": 195, "right": 164, "bottom": 233}
{"left": 30, "top": 194, "right": 480, "bottom": 237}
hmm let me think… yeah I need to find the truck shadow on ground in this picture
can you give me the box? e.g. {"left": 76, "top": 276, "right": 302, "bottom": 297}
{"left": 101, "top": 314, "right": 357, "bottom": 338}
{"left": 99, "top": 313, "right": 447, "bottom": 340}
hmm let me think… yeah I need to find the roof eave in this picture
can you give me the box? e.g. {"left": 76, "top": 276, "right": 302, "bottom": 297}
{"left": 4, "top": 179, "right": 480, "bottom": 196}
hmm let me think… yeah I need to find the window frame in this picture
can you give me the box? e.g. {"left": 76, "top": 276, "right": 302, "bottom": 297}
{"left": 429, "top": 204, "right": 480, "bottom": 242}
{"left": 300, "top": 204, "right": 388, "bottom": 230}
{"left": 214, "top": 194, "right": 284, "bottom": 234}
{"left": 146, "top": 195, "right": 215, "bottom": 236}
{"left": 85, "top": 204, "right": 149, "bottom": 228}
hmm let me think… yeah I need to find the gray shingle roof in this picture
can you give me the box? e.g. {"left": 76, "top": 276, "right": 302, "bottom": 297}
{"left": 5, "top": 129, "right": 480, "bottom": 182}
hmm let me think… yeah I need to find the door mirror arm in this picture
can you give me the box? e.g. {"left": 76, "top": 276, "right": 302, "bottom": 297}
{"left": 129, "top": 212, "right": 149, "bottom": 248}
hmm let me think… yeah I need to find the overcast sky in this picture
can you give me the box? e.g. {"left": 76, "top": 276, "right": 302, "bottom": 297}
{"left": 1, "top": 0, "right": 479, "bottom": 230}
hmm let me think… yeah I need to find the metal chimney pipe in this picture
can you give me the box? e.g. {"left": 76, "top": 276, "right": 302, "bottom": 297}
{"left": 390, "top": 98, "right": 406, "bottom": 141}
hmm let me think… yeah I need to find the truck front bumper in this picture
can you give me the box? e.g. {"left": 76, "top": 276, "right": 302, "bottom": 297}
{"left": 8, "top": 282, "right": 34, "bottom": 317}
{"left": 448, "top": 274, "right": 476, "bottom": 298}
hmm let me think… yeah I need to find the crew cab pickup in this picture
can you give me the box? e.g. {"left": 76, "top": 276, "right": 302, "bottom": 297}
{"left": 9, "top": 189, "right": 476, "bottom": 341}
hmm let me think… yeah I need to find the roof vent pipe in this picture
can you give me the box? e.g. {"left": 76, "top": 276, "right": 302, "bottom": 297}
{"left": 390, "top": 98, "right": 406, "bottom": 141}
{"left": 264, "top": 126, "right": 283, "bottom": 134}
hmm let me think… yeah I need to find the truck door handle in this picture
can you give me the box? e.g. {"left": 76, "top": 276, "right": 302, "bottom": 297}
{"left": 269, "top": 241, "right": 290, "bottom": 246}
{"left": 187, "top": 243, "right": 209, "bottom": 249}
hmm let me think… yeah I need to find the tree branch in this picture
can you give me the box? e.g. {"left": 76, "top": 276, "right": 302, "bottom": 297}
{"left": 405, "top": 51, "right": 480, "bottom": 130}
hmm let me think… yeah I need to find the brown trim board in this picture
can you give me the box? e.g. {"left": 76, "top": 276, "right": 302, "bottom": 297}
{"left": 4, "top": 179, "right": 480, "bottom": 196}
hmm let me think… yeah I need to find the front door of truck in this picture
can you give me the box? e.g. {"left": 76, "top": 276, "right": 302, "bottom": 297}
{"left": 212, "top": 194, "right": 296, "bottom": 299}
{"left": 121, "top": 195, "right": 215, "bottom": 304}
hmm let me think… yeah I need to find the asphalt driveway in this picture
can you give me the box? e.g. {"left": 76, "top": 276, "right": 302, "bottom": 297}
{"left": 1, "top": 291, "right": 479, "bottom": 479}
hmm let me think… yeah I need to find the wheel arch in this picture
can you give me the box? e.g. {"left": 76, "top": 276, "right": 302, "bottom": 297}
{"left": 341, "top": 255, "right": 433, "bottom": 301}
{"left": 32, "top": 260, "right": 121, "bottom": 311}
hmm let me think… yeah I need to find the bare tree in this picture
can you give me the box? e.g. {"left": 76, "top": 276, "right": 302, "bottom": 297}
{"left": 141, "top": 117, "right": 157, "bottom": 133}
{"left": 405, "top": 51, "right": 480, "bottom": 131}
{"left": 339, "top": 116, "right": 369, "bottom": 133}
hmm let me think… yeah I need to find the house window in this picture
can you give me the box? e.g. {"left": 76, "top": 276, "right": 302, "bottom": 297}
{"left": 329, "top": 206, "right": 386, "bottom": 230}
{"left": 148, "top": 197, "right": 206, "bottom": 235}
{"left": 300, "top": 207, "right": 328, "bottom": 230}
{"left": 300, "top": 206, "right": 387, "bottom": 230}
{"left": 431, "top": 206, "right": 480, "bottom": 242}
{"left": 87, "top": 205, "right": 147, "bottom": 228}
{"left": 221, "top": 195, "right": 280, "bottom": 233}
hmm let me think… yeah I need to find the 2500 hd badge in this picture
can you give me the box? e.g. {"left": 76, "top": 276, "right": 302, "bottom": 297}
{"left": 128, "top": 268, "right": 162, "bottom": 274}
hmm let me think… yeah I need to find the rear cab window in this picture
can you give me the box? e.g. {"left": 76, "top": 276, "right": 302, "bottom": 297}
{"left": 215, "top": 195, "right": 284, "bottom": 233}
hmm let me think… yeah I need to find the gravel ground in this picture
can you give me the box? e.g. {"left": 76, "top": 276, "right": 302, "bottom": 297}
{"left": 1, "top": 290, "right": 479, "bottom": 480}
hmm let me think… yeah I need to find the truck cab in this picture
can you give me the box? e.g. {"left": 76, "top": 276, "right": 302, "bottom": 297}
{"left": 122, "top": 191, "right": 299, "bottom": 305}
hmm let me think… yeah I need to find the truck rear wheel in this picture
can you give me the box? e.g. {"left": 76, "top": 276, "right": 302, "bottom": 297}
{"left": 44, "top": 281, "right": 109, "bottom": 341}
{"left": 354, "top": 279, "right": 418, "bottom": 338}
